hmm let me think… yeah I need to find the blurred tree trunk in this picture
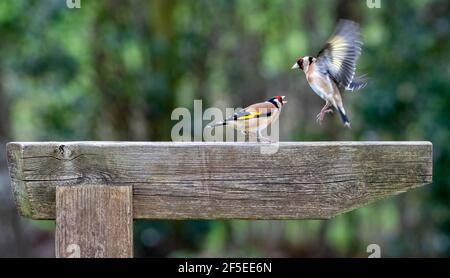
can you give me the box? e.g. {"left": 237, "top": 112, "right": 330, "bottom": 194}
{"left": 0, "top": 70, "right": 29, "bottom": 257}
{"left": 91, "top": 0, "right": 134, "bottom": 140}
{"left": 146, "top": 0, "right": 178, "bottom": 140}
{"left": 0, "top": 71, "right": 9, "bottom": 139}
{"left": 336, "top": 0, "right": 362, "bottom": 21}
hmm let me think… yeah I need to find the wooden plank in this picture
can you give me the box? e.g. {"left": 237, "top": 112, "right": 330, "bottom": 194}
{"left": 7, "top": 142, "right": 432, "bottom": 219}
{"left": 55, "top": 185, "right": 133, "bottom": 258}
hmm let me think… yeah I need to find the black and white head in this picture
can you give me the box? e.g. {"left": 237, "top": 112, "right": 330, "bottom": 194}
{"left": 291, "top": 56, "right": 315, "bottom": 72}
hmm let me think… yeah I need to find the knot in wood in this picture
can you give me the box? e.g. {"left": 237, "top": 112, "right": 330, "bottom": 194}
{"left": 58, "top": 144, "right": 73, "bottom": 159}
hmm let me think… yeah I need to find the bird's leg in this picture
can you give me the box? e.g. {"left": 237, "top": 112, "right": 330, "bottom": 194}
{"left": 316, "top": 102, "right": 333, "bottom": 124}
{"left": 241, "top": 130, "right": 250, "bottom": 142}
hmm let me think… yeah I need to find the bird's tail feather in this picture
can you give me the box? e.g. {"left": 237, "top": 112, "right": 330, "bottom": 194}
{"left": 337, "top": 107, "right": 351, "bottom": 128}
{"left": 346, "top": 75, "right": 368, "bottom": 91}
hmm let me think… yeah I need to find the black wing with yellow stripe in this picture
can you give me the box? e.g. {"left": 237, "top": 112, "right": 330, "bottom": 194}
{"left": 315, "top": 19, "right": 363, "bottom": 88}
{"left": 225, "top": 109, "right": 273, "bottom": 122}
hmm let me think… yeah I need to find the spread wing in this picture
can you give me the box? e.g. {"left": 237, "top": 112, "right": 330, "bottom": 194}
{"left": 315, "top": 19, "right": 363, "bottom": 88}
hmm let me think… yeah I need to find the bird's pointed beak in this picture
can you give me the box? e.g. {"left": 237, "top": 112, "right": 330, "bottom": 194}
{"left": 291, "top": 63, "right": 299, "bottom": 70}
{"left": 281, "top": 96, "right": 287, "bottom": 104}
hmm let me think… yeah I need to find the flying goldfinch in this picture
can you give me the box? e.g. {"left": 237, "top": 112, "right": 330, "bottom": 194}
{"left": 291, "top": 19, "right": 367, "bottom": 127}
{"left": 207, "top": 96, "right": 287, "bottom": 142}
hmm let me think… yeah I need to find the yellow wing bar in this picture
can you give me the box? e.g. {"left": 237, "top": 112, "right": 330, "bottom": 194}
{"left": 237, "top": 112, "right": 262, "bottom": 120}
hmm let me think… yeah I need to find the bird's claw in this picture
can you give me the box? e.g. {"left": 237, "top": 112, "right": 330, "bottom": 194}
{"left": 316, "top": 114, "right": 323, "bottom": 125}
{"left": 316, "top": 109, "right": 333, "bottom": 125}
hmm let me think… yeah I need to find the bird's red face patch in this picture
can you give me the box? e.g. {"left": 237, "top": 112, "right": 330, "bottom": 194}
{"left": 273, "top": 96, "right": 286, "bottom": 106}
{"left": 297, "top": 57, "right": 304, "bottom": 70}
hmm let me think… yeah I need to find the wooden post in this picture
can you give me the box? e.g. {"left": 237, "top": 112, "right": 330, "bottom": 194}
{"left": 55, "top": 185, "right": 133, "bottom": 258}
{"left": 6, "top": 141, "right": 433, "bottom": 257}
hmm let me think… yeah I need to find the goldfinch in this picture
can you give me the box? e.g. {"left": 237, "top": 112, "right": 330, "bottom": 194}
{"left": 208, "top": 96, "right": 287, "bottom": 142}
{"left": 291, "top": 19, "right": 367, "bottom": 127}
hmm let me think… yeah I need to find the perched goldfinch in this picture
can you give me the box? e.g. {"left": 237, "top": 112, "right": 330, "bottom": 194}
{"left": 208, "top": 96, "right": 287, "bottom": 142}
{"left": 292, "top": 19, "right": 367, "bottom": 127}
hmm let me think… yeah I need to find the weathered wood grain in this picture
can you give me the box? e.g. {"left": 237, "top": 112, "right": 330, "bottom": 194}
{"left": 7, "top": 142, "right": 432, "bottom": 219}
{"left": 55, "top": 185, "right": 133, "bottom": 258}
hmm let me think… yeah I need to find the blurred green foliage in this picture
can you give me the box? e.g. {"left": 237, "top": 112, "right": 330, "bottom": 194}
{"left": 0, "top": 0, "right": 449, "bottom": 257}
